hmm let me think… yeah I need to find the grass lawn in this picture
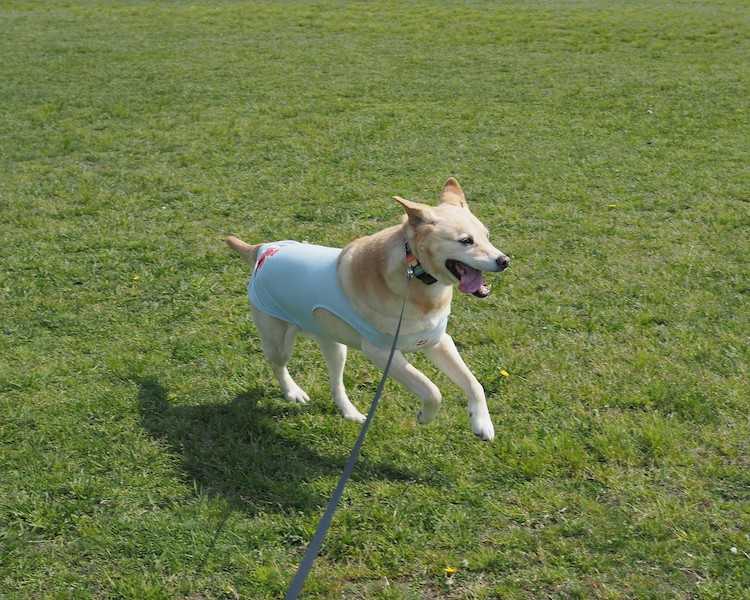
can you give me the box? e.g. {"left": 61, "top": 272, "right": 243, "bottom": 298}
{"left": 1, "top": 1, "right": 749, "bottom": 598}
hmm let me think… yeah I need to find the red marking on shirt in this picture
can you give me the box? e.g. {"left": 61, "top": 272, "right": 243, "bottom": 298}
{"left": 255, "top": 246, "right": 279, "bottom": 272}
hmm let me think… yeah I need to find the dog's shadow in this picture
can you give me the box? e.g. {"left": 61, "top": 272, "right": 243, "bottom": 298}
{"left": 137, "top": 378, "right": 423, "bottom": 516}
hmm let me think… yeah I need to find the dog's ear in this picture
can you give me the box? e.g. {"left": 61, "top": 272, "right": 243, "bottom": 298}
{"left": 440, "top": 177, "right": 468, "bottom": 209}
{"left": 393, "top": 196, "right": 435, "bottom": 227}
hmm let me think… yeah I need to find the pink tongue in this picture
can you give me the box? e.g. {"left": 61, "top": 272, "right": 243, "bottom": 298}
{"left": 459, "top": 267, "right": 485, "bottom": 293}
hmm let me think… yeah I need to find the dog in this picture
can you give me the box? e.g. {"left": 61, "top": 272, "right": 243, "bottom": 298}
{"left": 226, "top": 178, "right": 509, "bottom": 440}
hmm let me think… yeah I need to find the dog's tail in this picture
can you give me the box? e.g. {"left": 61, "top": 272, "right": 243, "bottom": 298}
{"left": 225, "top": 235, "right": 261, "bottom": 264}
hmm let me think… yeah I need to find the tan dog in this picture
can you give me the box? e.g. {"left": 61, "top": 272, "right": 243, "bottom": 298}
{"left": 227, "top": 178, "right": 509, "bottom": 440}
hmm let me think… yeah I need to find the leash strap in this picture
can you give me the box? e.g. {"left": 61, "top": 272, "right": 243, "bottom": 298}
{"left": 285, "top": 273, "right": 411, "bottom": 600}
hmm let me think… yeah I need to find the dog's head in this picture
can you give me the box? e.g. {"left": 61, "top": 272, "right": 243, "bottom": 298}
{"left": 395, "top": 178, "right": 509, "bottom": 298}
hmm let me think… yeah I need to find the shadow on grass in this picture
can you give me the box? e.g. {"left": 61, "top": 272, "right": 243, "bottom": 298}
{"left": 137, "top": 378, "right": 422, "bottom": 516}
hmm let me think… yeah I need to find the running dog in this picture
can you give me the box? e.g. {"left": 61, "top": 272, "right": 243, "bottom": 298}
{"left": 226, "top": 178, "right": 509, "bottom": 440}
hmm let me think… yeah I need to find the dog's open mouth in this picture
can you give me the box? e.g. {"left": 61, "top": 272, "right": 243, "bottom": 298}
{"left": 445, "top": 259, "right": 491, "bottom": 298}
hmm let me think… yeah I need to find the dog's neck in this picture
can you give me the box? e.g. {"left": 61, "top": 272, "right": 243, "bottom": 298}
{"left": 338, "top": 224, "right": 452, "bottom": 335}
{"left": 404, "top": 240, "right": 437, "bottom": 285}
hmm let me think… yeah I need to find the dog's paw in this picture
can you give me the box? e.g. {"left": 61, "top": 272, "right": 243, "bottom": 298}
{"left": 283, "top": 385, "right": 310, "bottom": 404}
{"left": 342, "top": 409, "right": 366, "bottom": 424}
{"left": 469, "top": 410, "right": 495, "bottom": 441}
{"left": 417, "top": 405, "right": 438, "bottom": 425}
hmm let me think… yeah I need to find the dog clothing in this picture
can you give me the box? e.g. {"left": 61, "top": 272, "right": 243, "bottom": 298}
{"left": 248, "top": 240, "right": 447, "bottom": 349}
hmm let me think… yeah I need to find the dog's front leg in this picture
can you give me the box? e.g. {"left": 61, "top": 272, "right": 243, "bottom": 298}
{"left": 423, "top": 334, "right": 494, "bottom": 441}
{"left": 361, "top": 341, "right": 442, "bottom": 425}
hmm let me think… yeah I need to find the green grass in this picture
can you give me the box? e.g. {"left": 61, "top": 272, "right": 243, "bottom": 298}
{"left": 1, "top": 1, "right": 749, "bottom": 598}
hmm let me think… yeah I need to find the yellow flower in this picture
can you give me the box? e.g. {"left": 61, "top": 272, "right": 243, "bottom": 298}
{"left": 444, "top": 566, "right": 458, "bottom": 576}
{"left": 499, "top": 369, "right": 510, "bottom": 378}
{"left": 607, "top": 204, "right": 618, "bottom": 208}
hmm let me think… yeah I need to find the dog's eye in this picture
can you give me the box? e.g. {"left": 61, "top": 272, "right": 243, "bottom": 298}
{"left": 458, "top": 236, "right": 474, "bottom": 246}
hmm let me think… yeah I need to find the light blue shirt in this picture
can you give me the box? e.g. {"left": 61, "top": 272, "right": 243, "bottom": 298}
{"left": 248, "top": 240, "right": 447, "bottom": 350}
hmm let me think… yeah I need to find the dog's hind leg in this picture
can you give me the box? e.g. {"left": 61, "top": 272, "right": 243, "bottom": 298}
{"left": 251, "top": 305, "right": 309, "bottom": 404}
{"left": 316, "top": 337, "right": 365, "bottom": 424}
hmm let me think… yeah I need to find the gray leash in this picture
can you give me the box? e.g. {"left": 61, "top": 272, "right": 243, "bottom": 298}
{"left": 285, "top": 271, "right": 411, "bottom": 599}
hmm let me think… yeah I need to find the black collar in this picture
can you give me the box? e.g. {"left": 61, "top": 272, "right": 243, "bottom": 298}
{"left": 404, "top": 242, "right": 437, "bottom": 285}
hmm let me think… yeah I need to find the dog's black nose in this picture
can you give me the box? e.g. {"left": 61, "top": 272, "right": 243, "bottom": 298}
{"left": 496, "top": 255, "right": 510, "bottom": 271}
